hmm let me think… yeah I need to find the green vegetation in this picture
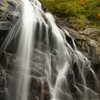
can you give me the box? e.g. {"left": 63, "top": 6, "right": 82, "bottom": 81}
{"left": 39, "top": 0, "right": 100, "bottom": 29}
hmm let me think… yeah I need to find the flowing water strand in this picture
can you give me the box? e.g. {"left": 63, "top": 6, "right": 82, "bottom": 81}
{"left": 45, "top": 13, "right": 74, "bottom": 99}
{"left": 16, "top": 0, "right": 38, "bottom": 100}
{"left": 3, "top": 0, "right": 99, "bottom": 100}
{"left": 0, "top": 14, "right": 22, "bottom": 53}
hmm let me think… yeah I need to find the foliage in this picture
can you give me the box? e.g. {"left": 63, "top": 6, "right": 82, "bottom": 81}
{"left": 52, "top": 2, "right": 76, "bottom": 16}
{"left": 39, "top": 0, "right": 100, "bottom": 28}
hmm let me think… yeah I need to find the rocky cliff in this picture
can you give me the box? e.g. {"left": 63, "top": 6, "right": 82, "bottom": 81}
{"left": 0, "top": 0, "right": 100, "bottom": 100}
{"left": 0, "top": 0, "right": 20, "bottom": 99}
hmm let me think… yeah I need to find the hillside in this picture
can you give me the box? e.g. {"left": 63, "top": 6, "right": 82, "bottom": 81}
{"left": 39, "top": 0, "right": 100, "bottom": 29}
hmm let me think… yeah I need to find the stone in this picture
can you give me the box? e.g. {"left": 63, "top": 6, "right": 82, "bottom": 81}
{"left": 0, "top": 10, "right": 6, "bottom": 20}
{"left": 0, "top": 77, "right": 6, "bottom": 90}
{"left": 0, "top": 52, "right": 8, "bottom": 69}
{"left": 0, "top": 0, "right": 5, "bottom": 5}
{"left": 0, "top": 89, "right": 8, "bottom": 100}
{"left": 0, "top": 0, "right": 100, "bottom": 100}
{"left": 41, "top": 4, "right": 46, "bottom": 12}
{"left": 0, "top": 21, "right": 12, "bottom": 30}
{"left": 79, "top": 28, "right": 100, "bottom": 40}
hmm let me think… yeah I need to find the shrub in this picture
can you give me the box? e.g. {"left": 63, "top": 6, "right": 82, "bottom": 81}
{"left": 39, "top": 0, "right": 100, "bottom": 28}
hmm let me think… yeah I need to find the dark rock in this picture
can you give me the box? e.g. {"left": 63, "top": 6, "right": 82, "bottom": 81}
{"left": 0, "top": 89, "right": 8, "bottom": 100}
{"left": 0, "top": 77, "right": 6, "bottom": 90}
{"left": 6, "top": 12, "right": 20, "bottom": 22}
{"left": 0, "top": 0, "right": 100, "bottom": 100}
{"left": 0, "top": 52, "right": 8, "bottom": 69}
{"left": 0, "top": 10, "right": 7, "bottom": 20}
{"left": 0, "top": 0, "right": 5, "bottom": 5}
{"left": 7, "top": 0, "right": 17, "bottom": 10}
{"left": 0, "top": 0, "right": 21, "bottom": 54}
{"left": 41, "top": 4, "right": 46, "bottom": 12}
{"left": 51, "top": 54, "right": 58, "bottom": 74}
{"left": 0, "top": 21, "right": 12, "bottom": 30}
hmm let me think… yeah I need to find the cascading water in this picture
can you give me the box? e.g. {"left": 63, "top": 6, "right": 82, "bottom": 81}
{"left": 1, "top": 0, "right": 100, "bottom": 100}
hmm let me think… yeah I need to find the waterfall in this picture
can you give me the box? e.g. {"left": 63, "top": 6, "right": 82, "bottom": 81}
{"left": 1, "top": 0, "right": 99, "bottom": 100}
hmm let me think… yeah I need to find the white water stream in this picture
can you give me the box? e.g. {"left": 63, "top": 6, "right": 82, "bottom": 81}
{"left": 3, "top": 0, "right": 99, "bottom": 100}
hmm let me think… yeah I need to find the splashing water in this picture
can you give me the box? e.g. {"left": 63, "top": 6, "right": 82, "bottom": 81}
{"left": 1, "top": 0, "right": 100, "bottom": 100}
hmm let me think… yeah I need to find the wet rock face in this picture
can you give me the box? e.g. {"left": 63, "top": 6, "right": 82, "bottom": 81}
{"left": 0, "top": 0, "right": 20, "bottom": 100}
{"left": 0, "top": 64, "right": 7, "bottom": 100}
{"left": 0, "top": 0, "right": 100, "bottom": 100}
{"left": 0, "top": 0, "right": 20, "bottom": 24}
{"left": 0, "top": 0, "right": 21, "bottom": 47}
{"left": 65, "top": 26, "right": 100, "bottom": 86}
{"left": 63, "top": 26, "right": 100, "bottom": 62}
{"left": 0, "top": 50, "right": 51, "bottom": 100}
